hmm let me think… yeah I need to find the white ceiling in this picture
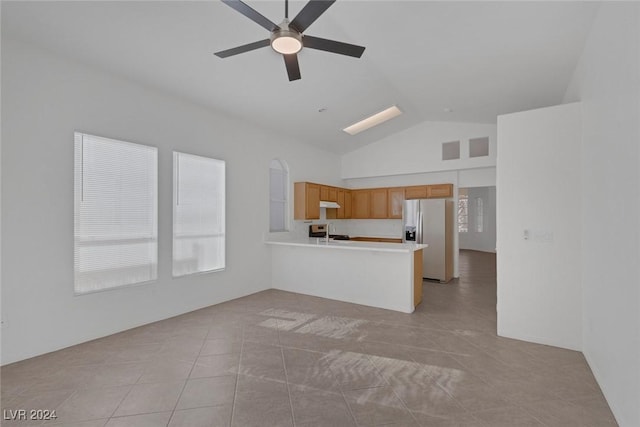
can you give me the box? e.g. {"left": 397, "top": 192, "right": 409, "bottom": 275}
{"left": 2, "top": 1, "right": 598, "bottom": 154}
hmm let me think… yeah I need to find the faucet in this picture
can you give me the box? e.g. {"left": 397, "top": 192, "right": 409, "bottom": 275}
{"left": 325, "top": 223, "right": 332, "bottom": 243}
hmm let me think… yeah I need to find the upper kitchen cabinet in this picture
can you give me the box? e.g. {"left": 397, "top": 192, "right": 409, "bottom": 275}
{"left": 320, "top": 185, "right": 338, "bottom": 202}
{"left": 388, "top": 187, "right": 405, "bottom": 219}
{"left": 370, "top": 188, "right": 388, "bottom": 218}
{"left": 343, "top": 190, "right": 352, "bottom": 218}
{"left": 352, "top": 189, "right": 370, "bottom": 219}
{"left": 427, "top": 184, "right": 453, "bottom": 198}
{"left": 404, "top": 185, "right": 428, "bottom": 199}
{"left": 294, "top": 182, "right": 320, "bottom": 220}
{"left": 405, "top": 184, "right": 453, "bottom": 199}
{"left": 333, "top": 189, "right": 352, "bottom": 219}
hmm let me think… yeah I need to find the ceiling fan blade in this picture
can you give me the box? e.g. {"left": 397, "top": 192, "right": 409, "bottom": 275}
{"left": 214, "top": 39, "right": 270, "bottom": 58}
{"left": 290, "top": 0, "right": 335, "bottom": 33}
{"left": 221, "top": 0, "right": 280, "bottom": 32}
{"left": 283, "top": 54, "right": 301, "bottom": 81}
{"left": 303, "top": 35, "right": 365, "bottom": 58}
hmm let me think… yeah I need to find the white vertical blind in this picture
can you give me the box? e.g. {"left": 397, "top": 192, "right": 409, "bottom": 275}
{"left": 173, "top": 152, "right": 226, "bottom": 276}
{"left": 269, "top": 159, "right": 288, "bottom": 232}
{"left": 475, "top": 197, "right": 484, "bottom": 233}
{"left": 74, "top": 132, "right": 158, "bottom": 294}
{"left": 458, "top": 193, "right": 469, "bottom": 233}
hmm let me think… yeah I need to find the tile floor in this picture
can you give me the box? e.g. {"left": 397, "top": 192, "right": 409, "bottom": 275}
{"left": 1, "top": 250, "right": 617, "bottom": 426}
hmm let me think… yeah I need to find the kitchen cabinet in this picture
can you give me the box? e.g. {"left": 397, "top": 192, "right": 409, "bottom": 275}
{"left": 294, "top": 181, "right": 452, "bottom": 221}
{"left": 328, "top": 188, "right": 352, "bottom": 220}
{"left": 336, "top": 189, "right": 345, "bottom": 219}
{"left": 405, "top": 184, "right": 453, "bottom": 199}
{"left": 294, "top": 182, "right": 320, "bottom": 220}
{"left": 404, "top": 185, "right": 428, "bottom": 199}
{"left": 427, "top": 184, "right": 453, "bottom": 198}
{"left": 414, "top": 249, "right": 423, "bottom": 307}
{"left": 327, "top": 192, "right": 341, "bottom": 220}
{"left": 320, "top": 186, "right": 329, "bottom": 201}
{"left": 352, "top": 190, "right": 370, "bottom": 219}
{"left": 343, "top": 190, "right": 352, "bottom": 219}
{"left": 388, "top": 187, "right": 404, "bottom": 219}
{"left": 320, "top": 185, "right": 338, "bottom": 202}
{"left": 328, "top": 187, "right": 338, "bottom": 202}
{"left": 370, "top": 188, "right": 388, "bottom": 218}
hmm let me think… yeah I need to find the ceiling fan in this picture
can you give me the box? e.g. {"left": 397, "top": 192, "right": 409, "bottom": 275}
{"left": 214, "top": 0, "right": 365, "bottom": 81}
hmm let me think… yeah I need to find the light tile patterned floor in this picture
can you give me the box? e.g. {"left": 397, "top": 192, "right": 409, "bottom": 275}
{"left": 1, "top": 250, "right": 618, "bottom": 426}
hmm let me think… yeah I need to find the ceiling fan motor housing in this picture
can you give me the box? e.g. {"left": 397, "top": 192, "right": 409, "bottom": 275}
{"left": 270, "top": 21, "right": 303, "bottom": 54}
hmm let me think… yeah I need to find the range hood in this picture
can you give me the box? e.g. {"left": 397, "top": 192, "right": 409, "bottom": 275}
{"left": 320, "top": 200, "right": 341, "bottom": 209}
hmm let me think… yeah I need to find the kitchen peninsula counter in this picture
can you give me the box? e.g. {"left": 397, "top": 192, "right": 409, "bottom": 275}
{"left": 265, "top": 238, "right": 427, "bottom": 313}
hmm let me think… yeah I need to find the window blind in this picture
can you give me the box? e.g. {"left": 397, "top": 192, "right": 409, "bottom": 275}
{"left": 269, "top": 159, "right": 288, "bottom": 232}
{"left": 74, "top": 132, "right": 158, "bottom": 294}
{"left": 173, "top": 152, "right": 226, "bottom": 276}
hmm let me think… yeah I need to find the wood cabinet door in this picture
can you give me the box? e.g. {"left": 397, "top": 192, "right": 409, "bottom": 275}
{"left": 388, "top": 187, "right": 404, "bottom": 219}
{"left": 320, "top": 185, "right": 329, "bottom": 201}
{"left": 305, "top": 183, "right": 320, "bottom": 219}
{"left": 344, "top": 190, "right": 352, "bottom": 218}
{"left": 370, "top": 188, "right": 388, "bottom": 218}
{"left": 404, "top": 185, "right": 428, "bottom": 199}
{"left": 336, "top": 190, "right": 345, "bottom": 219}
{"left": 352, "top": 190, "right": 370, "bottom": 218}
{"left": 328, "top": 187, "right": 338, "bottom": 202}
{"left": 427, "top": 184, "right": 453, "bottom": 198}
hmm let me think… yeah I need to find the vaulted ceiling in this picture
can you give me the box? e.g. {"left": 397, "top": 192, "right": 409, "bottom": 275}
{"left": 2, "top": 1, "right": 598, "bottom": 153}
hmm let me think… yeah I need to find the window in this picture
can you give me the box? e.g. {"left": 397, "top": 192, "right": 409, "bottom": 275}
{"left": 469, "top": 137, "right": 489, "bottom": 158}
{"left": 458, "top": 193, "right": 469, "bottom": 233}
{"left": 475, "top": 197, "right": 484, "bottom": 233}
{"left": 74, "top": 132, "right": 158, "bottom": 294}
{"left": 269, "top": 159, "right": 289, "bottom": 232}
{"left": 442, "top": 140, "right": 460, "bottom": 160}
{"left": 173, "top": 152, "right": 225, "bottom": 276}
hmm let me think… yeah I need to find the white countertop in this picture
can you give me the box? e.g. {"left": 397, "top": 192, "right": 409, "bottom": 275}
{"left": 265, "top": 237, "right": 428, "bottom": 253}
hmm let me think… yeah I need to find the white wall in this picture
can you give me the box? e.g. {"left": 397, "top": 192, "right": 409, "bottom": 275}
{"left": 458, "top": 167, "right": 496, "bottom": 188}
{"left": 496, "top": 103, "right": 582, "bottom": 351}
{"left": 1, "top": 38, "right": 341, "bottom": 364}
{"left": 563, "top": 3, "right": 640, "bottom": 426}
{"left": 341, "top": 121, "right": 496, "bottom": 179}
{"left": 459, "top": 186, "right": 496, "bottom": 253}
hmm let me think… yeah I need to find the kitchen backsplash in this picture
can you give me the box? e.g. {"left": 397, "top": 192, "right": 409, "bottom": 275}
{"left": 289, "top": 213, "right": 403, "bottom": 239}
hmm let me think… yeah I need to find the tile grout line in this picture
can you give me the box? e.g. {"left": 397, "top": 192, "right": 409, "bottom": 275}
{"left": 229, "top": 325, "right": 246, "bottom": 427}
{"left": 162, "top": 316, "right": 211, "bottom": 427}
{"left": 361, "top": 350, "right": 424, "bottom": 427}
{"left": 277, "top": 319, "right": 297, "bottom": 427}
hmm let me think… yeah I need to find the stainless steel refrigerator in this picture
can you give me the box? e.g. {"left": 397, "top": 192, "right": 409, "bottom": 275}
{"left": 403, "top": 199, "right": 454, "bottom": 283}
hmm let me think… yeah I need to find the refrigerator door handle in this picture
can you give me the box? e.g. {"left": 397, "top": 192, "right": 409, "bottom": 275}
{"left": 417, "top": 211, "right": 423, "bottom": 244}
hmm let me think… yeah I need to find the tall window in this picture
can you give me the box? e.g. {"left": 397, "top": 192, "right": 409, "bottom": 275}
{"left": 74, "top": 132, "right": 158, "bottom": 294}
{"left": 458, "top": 193, "right": 469, "bottom": 233}
{"left": 269, "top": 159, "right": 289, "bottom": 232}
{"left": 475, "top": 197, "right": 484, "bottom": 233}
{"left": 173, "top": 152, "right": 226, "bottom": 277}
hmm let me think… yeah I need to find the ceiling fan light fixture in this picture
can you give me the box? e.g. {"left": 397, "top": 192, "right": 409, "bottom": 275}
{"left": 271, "top": 30, "right": 303, "bottom": 55}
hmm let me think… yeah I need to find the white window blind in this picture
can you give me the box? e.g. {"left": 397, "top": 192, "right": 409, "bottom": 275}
{"left": 475, "top": 197, "right": 484, "bottom": 233}
{"left": 458, "top": 193, "right": 469, "bottom": 233}
{"left": 269, "top": 159, "right": 288, "bottom": 232}
{"left": 74, "top": 132, "right": 158, "bottom": 294}
{"left": 173, "top": 152, "right": 226, "bottom": 276}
